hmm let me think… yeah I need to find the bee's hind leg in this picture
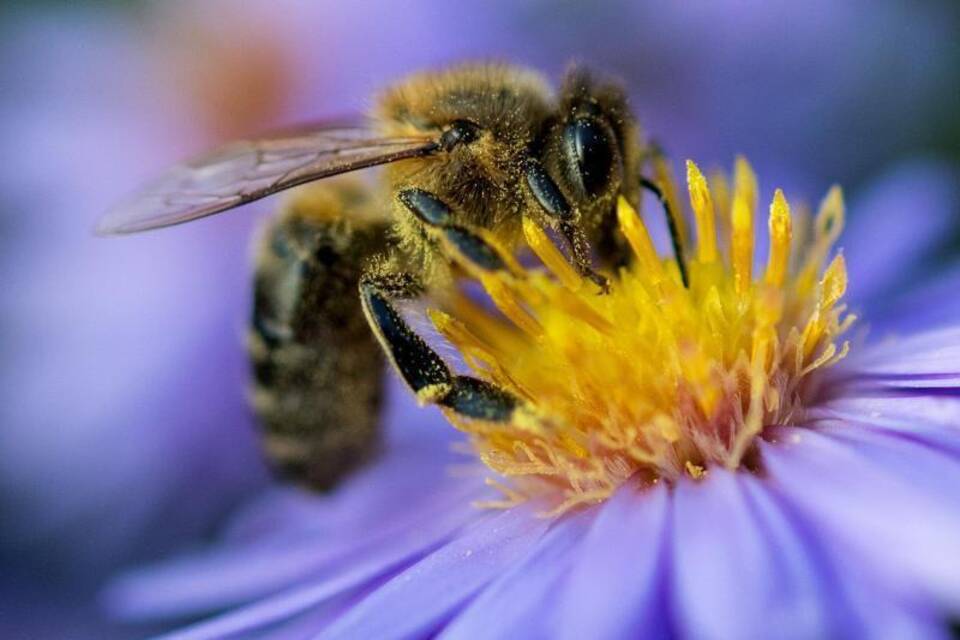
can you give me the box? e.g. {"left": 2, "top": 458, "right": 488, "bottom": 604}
{"left": 359, "top": 264, "right": 519, "bottom": 423}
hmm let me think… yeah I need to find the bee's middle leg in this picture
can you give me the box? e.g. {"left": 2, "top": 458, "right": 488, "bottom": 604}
{"left": 359, "top": 187, "right": 523, "bottom": 421}
{"left": 358, "top": 262, "right": 519, "bottom": 423}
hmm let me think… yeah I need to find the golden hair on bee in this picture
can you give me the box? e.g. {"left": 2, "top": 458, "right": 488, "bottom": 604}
{"left": 375, "top": 64, "right": 554, "bottom": 278}
{"left": 374, "top": 63, "right": 646, "bottom": 285}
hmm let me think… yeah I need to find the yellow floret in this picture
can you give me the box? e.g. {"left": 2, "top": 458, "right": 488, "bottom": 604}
{"left": 433, "top": 158, "right": 854, "bottom": 514}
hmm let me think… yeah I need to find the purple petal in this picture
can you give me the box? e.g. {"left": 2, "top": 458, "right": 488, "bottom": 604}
{"left": 763, "top": 462, "right": 952, "bottom": 640}
{"left": 553, "top": 482, "right": 671, "bottom": 639}
{"left": 102, "top": 371, "right": 484, "bottom": 626}
{"left": 438, "top": 509, "right": 593, "bottom": 639}
{"left": 103, "top": 479, "right": 483, "bottom": 621}
{"left": 809, "top": 396, "right": 960, "bottom": 456}
{"left": 118, "top": 491, "right": 490, "bottom": 639}
{"left": 870, "top": 263, "right": 960, "bottom": 336}
{"left": 316, "top": 505, "right": 551, "bottom": 640}
{"left": 762, "top": 427, "right": 960, "bottom": 612}
{"left": 220, "top": 408, "right": 473, "bottom": 544}
{"left": 146, "top": 554, "right": 411, "bottom": 640}
{"left": 671, "top": 470, "right": 852, "bottom": 639}
{"left": 839, "top": 326, "right": 960, "bottom": 390}
{"left": 799, "top": 422, "right": 960, "bottom": 496}
{"left": 251, "top": 598, "right": 369, "bottom": 640}
{"left": 842, "top": 160, "right": 960, "bottom": 307}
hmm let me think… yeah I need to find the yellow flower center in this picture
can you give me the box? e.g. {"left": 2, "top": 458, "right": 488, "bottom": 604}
{"left": 431, "top": 157, "right": 854, "bottom": 514}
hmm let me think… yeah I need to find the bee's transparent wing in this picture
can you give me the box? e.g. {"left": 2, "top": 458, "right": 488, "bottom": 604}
{"left": 98, "top": 124, "right": 439, "bottom": 235}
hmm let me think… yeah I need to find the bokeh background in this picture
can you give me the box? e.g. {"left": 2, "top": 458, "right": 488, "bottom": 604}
{"left": 1, "top": 1, "right": 958, "bottom": 637}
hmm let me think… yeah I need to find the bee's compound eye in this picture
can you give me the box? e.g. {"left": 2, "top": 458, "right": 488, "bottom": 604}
{"left": 563, "top": 118, "right": 614, "bottom": 198}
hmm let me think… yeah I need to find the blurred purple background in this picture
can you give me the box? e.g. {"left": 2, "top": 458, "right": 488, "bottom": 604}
{"left": 1, "top": 1, "right": 958, "bottom": 636}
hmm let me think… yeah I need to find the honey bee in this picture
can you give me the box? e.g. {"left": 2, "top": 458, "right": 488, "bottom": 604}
{"left": 100, "top": 63, "right": 685, "bottom": 490}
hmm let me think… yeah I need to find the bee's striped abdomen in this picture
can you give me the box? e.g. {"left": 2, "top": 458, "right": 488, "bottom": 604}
{"left": 249, "top": 182, "right": 389, "bottom": 490}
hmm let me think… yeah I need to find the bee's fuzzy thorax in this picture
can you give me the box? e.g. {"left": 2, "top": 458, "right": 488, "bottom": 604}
{"left": 373, "top": 62, "right": 645, "bottom": 290}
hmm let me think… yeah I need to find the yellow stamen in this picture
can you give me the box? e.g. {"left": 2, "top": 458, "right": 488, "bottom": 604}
{"left": 686, "top": 461, "right": 707, "bottom": 480}
{"left": 616, "top": 196, "right": 666, "bottom": 283}
{"left": 521, "top": 217, "right": 582, "bottom": 291}
{"left": 432, "top": 157, "right": 855, "bottom": 514}
{"left": 765, "top": 189, "right": 793, "bottom": 287}
{"left": 731, "top": 191, "right": 754, "bottom": 296}
{"left": 479, "top": 274, "right": 543, "bottom": 338}
{"left": 709, "top": 170, "right": 732, "bottom": 229}
{"left": 797, "top": 185, "right": 845, "bottom": 294}
{"left": 687, "top": 160, "right": 719, "bottom": 263}
{"left": 653, "top": 154, "right": 687, "bottom": 245}
{"left": 733, "top": 156, "right": 758, "bottom": 215}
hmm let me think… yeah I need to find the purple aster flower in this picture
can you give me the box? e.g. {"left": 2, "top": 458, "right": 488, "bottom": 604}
{"left": 101, "top": 155, "right": 960, "bottom": 638}
{"left": 2, "top": 2, "right": 959, "bottom": 638}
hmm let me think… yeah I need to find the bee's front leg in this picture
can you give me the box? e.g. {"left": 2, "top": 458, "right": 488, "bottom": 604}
{"left": 558, "top": 221, "right": 611, "bottom": 293}
{"left": 524, "top": 160, "right": 610, "bottom": 293}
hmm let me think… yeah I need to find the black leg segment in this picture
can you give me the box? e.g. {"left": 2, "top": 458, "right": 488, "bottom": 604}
{"left": 442, "top": 226, "right": 510, "bottom": 272}
{"left": 559, "top": 221, "right": 611, "bottom": 293}
{"left": 398, "top": 188, "right": 453, "bottom": 226}
{"left": 526, "top": 159, "right": 574, "bottom": 221}
{"left": 399, "top": 187, "right": 516, "bottom": 276}
{"left": 437, "top": 376, "right": 518, "bottom": 421}
{"left": 640, "top": 176, "right": 689, "bottom": 288}
{"left": 360, "top": 276, "right": 451, "bottom": 395}
{"left": 359, "top": 268, "right": 521, "bottom": 422}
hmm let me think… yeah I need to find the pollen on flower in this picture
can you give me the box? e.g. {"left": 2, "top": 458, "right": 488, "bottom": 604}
{"left": 431, "top": 157, "right": 855, "bottom": 514}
